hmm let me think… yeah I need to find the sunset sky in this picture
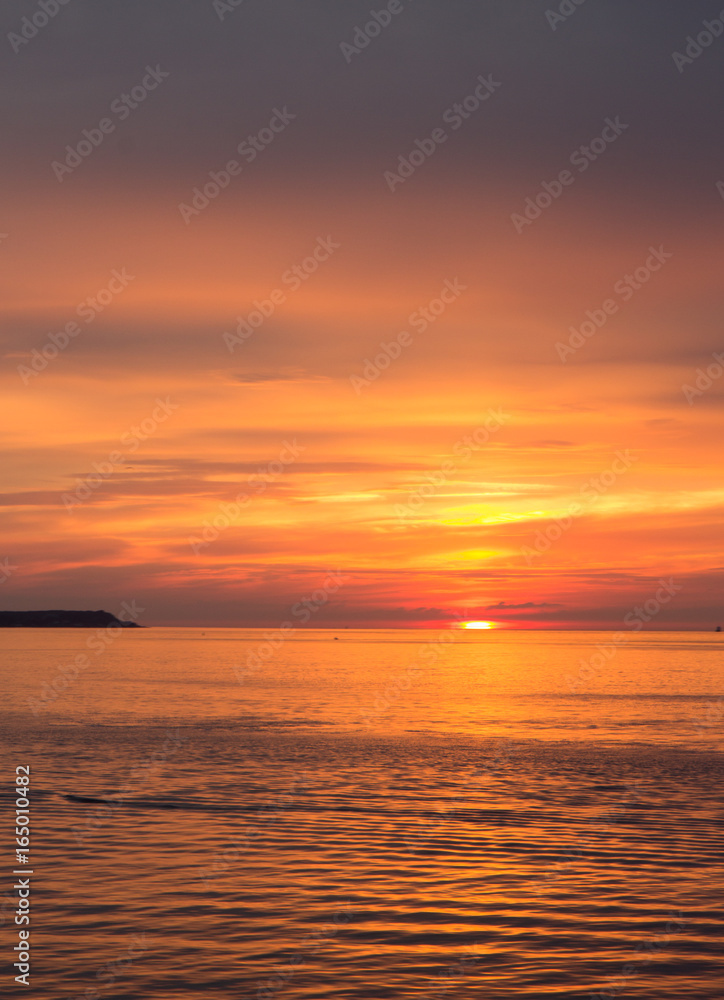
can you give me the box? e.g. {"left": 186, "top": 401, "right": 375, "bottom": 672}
{"left": 1, "top": 0, "right": 722, "bottom": 627}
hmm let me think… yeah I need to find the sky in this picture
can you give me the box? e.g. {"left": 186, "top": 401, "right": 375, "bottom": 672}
{"left": 1, "top": 0, "right": 722, "bottom": 628}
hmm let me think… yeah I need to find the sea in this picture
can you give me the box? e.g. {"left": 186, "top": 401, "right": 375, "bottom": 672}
{"left": 0, "top": 627, "right": 722, "bottom": 999}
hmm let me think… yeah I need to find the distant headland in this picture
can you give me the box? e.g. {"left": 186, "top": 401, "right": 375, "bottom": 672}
{"left": 0, "top": 610, "right": 143, "bottom": 628}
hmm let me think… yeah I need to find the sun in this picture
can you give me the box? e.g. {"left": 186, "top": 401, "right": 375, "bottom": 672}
{"left": 459, "top": 620, "right": 497, "bottom": 629}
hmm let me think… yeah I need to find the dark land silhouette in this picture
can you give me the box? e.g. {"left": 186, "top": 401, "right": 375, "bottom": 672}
{"left": 0, "top": 610, "right": 142, "bottom": 628}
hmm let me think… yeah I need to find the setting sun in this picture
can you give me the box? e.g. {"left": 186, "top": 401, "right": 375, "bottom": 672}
{"left": 460, "top": 620, "right": 497, "bottom": 629}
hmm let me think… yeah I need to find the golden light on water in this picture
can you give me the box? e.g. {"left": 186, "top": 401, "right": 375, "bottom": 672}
{"left": 460, "top": 620, "right": 497, "bottom": 630}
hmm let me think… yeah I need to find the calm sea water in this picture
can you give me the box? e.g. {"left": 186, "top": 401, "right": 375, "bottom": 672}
{"left": 1, "top": 628, "right": 722, "bottom": 998}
